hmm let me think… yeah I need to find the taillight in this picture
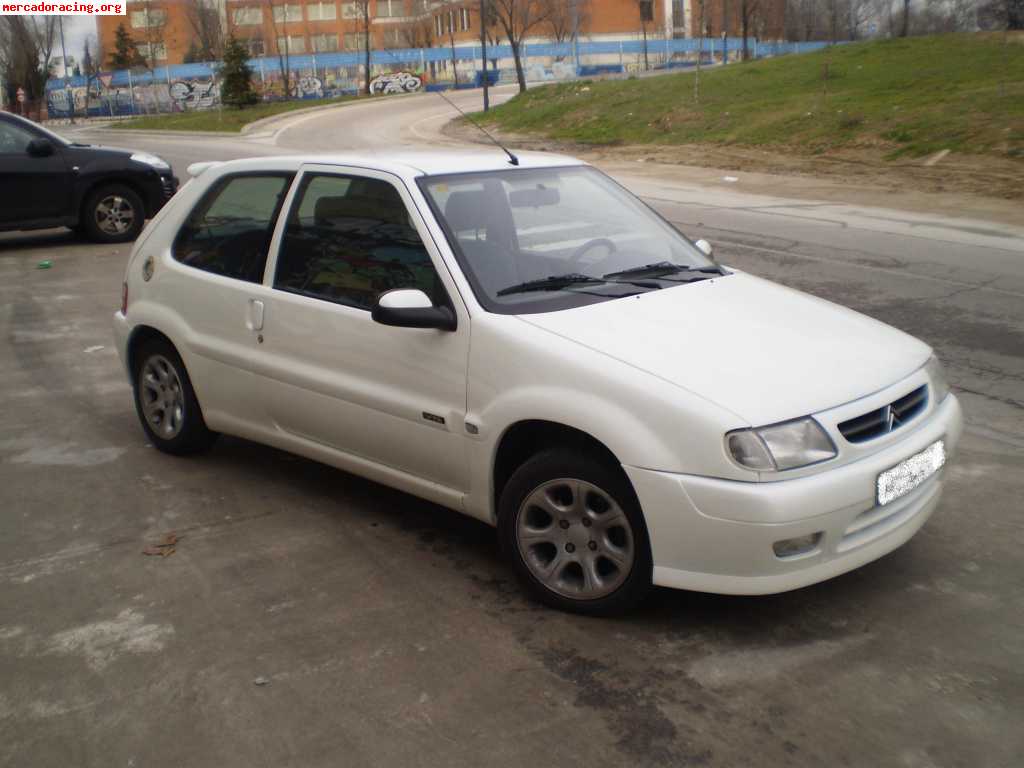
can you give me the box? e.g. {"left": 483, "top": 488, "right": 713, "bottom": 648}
{"left": 121, "top": 282, "right": 128, "bottom": 314}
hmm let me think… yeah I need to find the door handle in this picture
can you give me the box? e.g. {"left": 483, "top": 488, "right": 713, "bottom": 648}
{"left": 247, "top": 299, "right": 265, "bottom": 331}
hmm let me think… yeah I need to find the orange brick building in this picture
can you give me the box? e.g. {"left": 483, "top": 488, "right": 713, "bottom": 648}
{"left": 97, "top": 0, "right": 778, "bottom": 69}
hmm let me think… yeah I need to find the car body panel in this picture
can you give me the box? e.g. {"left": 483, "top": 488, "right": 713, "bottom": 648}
{"left": 519, "top": 270, "right": 932, "bottom": 427}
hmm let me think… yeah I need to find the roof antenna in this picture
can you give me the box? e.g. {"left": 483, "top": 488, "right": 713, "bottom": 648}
{"left": 435, "top": 89, "right": 519, "bottom": 166}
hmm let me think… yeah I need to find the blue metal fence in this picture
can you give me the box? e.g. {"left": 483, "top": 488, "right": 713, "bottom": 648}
{"left": 45, "top": 38, "right": 835, "bottom": 118}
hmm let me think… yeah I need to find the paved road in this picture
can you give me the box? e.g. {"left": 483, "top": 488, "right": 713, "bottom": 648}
{"left": 1, "top": 92, "right": 1021, "bottom": 767}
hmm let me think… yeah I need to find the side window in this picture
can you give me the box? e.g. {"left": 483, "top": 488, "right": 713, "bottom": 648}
{"left": 0, "top": 121, "right": 35, "bottom": 154}
{"left": 274, "top": 173, "right": 442, "bottom": 310}
{"left": 173, "top": 173, "right": 293, "bottom": 283}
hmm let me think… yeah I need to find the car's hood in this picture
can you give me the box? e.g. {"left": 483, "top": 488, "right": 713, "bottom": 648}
{"left": 516, "top": 271, "right": 931, "bottom": 426}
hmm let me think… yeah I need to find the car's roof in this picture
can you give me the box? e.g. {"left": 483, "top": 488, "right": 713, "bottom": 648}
{"left": 199, "top": 149, "right": 587, "bottom": 179}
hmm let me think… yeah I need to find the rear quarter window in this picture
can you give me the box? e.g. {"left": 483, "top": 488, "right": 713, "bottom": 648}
{"left": 172, "top": 173, "right": 294, "bottom": 283}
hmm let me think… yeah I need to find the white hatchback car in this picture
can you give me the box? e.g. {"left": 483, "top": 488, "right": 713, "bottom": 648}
{"left": 114, "top": 151, "right": 962, "bottom": 614}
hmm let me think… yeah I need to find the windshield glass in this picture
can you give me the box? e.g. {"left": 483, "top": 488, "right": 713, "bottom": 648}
{"left": 418, "top": 165, "right": 717, "bottom": 314}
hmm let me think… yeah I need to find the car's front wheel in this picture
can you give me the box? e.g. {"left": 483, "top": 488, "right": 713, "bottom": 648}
{"left": 498, "top": 450, "right": 652, "bottom": 615}
{"left": 81, "top": 184, "right": 145, "bottom": 243}
{"left": 132, "top": 339, "right": 217, "bottom": 455}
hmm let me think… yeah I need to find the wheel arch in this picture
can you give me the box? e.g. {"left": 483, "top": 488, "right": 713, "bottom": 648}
{"left": 126, "top": 324, "right": 179, "bottom": 379}
{"left": 76, "top": 176, "right": 150, "bottom": 225}
{"left": 492, "top": 419, "right": 630, "bottom": 521}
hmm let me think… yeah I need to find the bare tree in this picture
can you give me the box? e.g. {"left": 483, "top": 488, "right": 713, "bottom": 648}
{"left": 185, "top": 0, "right": 225, "bottom": 61}
{"left": 637, "top": 0, "right": 652, "bottom": 70}
{"left": 694, "top": 0, "right": 706, "bottom": 102}
{"left": 740, "top": 0, "right": 760, "bottom": 58}
{"left": 265, "top": 0, "right": 293, "bottom": 98}
{"left": 489, "top": 0, "right": 551, "bottom": 93}
{"left": 544, "top": 0, "right": 590, "bottom": 46}
{"left": 352, "top": 0, "right": 371, "bottom": 94}
{"left": 900, "top": 0, "right": 911, "bottom": 34}
{"left": 133, "top": 1, "right": 168, "bottom": 71}
{"left": 0, "top": 16, "right": 58, "bottom": 113}
{"left": 398, "top": 0, "right": 435, "bottom": 48}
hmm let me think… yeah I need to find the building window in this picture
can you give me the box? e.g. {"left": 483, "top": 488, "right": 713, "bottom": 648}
{"left": 231, "top": 6, "right": 263, "bottom": 25}
{"left": 311, "top": 33, "right": 339, "bottom": 51}
{"left": 343, "top": 32, "right": 363, "bottom": 50}
{"left": 381, "top": 28, "right": 403, "bottom": 47}
{"left": 306, "top": 1, "right": 337, "bottom": 20}
{"left": 376, "top": 0, "right": 403, "bottom": 17}
{"left": 130, "top": 8, "right": 166, "bottom": 28}
{"left": 459, "top": 6, "right": 469, "bottom": 31}
{"left": 273, "top": 4, "right": 303, "bottom": 22}
{"left": 245, "top": 38, "right": 265, "bottom": 56}
{"left": 434, "top": 13, "right": 443, "bottom": 36}
{"left": 639, "top": 0, "right": 654, "bottom": 22}
{"left": 138, "top": 41, "right": 168, "bottom": 61}
{"left": 341, "top": 1, "right": 362, "bottom": 18}
{"left": 277, "top": 34, "right": 306, "bottom": 53}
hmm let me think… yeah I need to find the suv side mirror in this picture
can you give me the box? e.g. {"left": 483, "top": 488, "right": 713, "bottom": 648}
{"left": 371, "top": 289, "right": 456, "bottom": 331}
{"left": 26, "top": 138, "right": 54, "bottom": 158}
{"left": 694, "top": 239, "right": 713, "bottom": 258}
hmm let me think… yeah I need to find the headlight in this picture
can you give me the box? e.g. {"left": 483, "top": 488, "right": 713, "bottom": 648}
{"left": 924, "top": 355, "right": 949, "bottom": 404}
{"left": 727, "top": 417, "right": 837, "bottom": 472}
{"left": 130, "top": 152, "right": 170, "bottom": 171}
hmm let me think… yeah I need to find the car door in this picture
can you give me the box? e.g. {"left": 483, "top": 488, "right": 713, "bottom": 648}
{"left": 158, "top": 170, "right": 295, "bottom": 431}
{"left": 0, "top": 117, "right": 69, "bottom": 222}
{"left": 257, "top": 164, "right": 470, "bottom": 492}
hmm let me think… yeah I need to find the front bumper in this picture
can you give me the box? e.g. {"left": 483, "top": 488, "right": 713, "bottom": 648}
{"left": 625, "top": 394, "right": 963, "bottom": 595}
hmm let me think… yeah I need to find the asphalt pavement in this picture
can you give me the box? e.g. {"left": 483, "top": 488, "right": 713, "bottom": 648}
{"left": 1, "top": 89, "right": 1022, "bottom": 767}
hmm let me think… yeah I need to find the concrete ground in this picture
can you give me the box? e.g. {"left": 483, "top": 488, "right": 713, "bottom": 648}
{"left": 1, "top": 89, "right": 1022, "bottom": 767}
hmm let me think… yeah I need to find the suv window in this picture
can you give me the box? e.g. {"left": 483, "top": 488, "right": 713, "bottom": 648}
{"left": 274, "top": 173, "right": 441, "bottom": 310}
{"left": 0, "top": 120, "right": 35, "bottom": 154}
{"left": 173, "top": 173, "right": 293, "bottom": 283}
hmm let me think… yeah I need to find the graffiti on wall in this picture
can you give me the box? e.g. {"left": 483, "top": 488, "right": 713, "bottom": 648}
{"left": 369, "top": 71, "right": 422, "bottom": 95}
{"left": 291, "top": 75, "right": 324, "bottom": 99}
{"left": 168, "top": 79, "right": 220, "bottom": 110}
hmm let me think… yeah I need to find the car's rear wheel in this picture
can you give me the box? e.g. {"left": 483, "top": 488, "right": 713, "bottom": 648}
{"left": 498, "top": 450, "right": 652, "bottom": 615}
{"left": 81, "top": 184, "right": 145, "bottom": 243}
{"left": 132, "top": 339, "right": 217, "bottom": 455}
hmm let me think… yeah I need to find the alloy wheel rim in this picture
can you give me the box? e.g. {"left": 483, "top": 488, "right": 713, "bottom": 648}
{"left": 516, "top": 478, "right": 635, "bottom": 600}
{"left": 95, "top": 195, "right": 135, "bottom": 235}
{"left": 139, "top": 355, "right": 185, "bottom": 440}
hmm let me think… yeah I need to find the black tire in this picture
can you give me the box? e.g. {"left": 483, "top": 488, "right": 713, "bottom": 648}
{"left": 498, "top": 449, "right": 653, "bottom": 616}
{"left": 132, "top": 338, "right": 217, "bottom": 455}
{"left": 81, "top": 183, "right": 145, "bottom": 243}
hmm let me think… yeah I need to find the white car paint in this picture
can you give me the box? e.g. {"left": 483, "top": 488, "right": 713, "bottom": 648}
{"left": 113, "top": 150, "right": 963, "bottom": 597}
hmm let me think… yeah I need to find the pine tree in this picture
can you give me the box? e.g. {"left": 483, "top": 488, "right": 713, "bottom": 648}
{"left": 109, "top": 23, "right": 145, "bottom": 69}
{"left": 220, "top": 35, "right": 258, "bottom": 108}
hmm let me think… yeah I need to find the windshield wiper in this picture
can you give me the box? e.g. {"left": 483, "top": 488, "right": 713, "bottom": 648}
{"left": 603, "top": 262, "right": 723, "bottom": 280}
{"left": 497, "top": 273, "right": 608, "bottom": 297}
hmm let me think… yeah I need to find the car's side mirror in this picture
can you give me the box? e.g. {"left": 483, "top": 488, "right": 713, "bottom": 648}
{"left": 694, "top": 239, "right": 713, "bottom": 258}
{"left": 26, "top": 138, "right": 54, "bottom": 158}
{"left": 371, "top": 289, "right": 456, "bottom": 331}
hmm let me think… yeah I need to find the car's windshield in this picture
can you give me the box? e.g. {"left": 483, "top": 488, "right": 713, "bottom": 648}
{"left": 418, "top": 165, "right": 718, "bottom": 314}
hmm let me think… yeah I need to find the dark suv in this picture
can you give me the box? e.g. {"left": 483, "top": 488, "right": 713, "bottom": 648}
{"left": 0, "top": 111, "right": 177, "bottom": 243}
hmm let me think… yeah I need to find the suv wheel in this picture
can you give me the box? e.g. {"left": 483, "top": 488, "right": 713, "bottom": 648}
{"left": 82, "top": 184, "right": 145, "bottom": 243}
{"left": 133, "top": 339, "right": 217, "bottom": 455}
{"left": 498, "top": 449, "right": 652, "bottom": 615}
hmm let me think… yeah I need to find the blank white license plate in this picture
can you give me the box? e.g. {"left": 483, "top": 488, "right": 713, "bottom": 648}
{"left": 877, "top": 439, "right": 946, "bottom": 506}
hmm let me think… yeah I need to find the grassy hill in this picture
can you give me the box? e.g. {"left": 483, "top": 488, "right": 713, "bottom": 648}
{"left": 480, "top": 33, "right": 1024, "bottom": 160}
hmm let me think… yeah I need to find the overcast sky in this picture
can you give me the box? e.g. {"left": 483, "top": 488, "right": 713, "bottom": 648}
{"left": 60, "top": 16, "right": 99, "bottom": 64}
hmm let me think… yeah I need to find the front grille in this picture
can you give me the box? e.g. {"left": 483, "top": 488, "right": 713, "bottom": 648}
{"left": 837, "top": 385, "right": 928, "bottom": 443}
